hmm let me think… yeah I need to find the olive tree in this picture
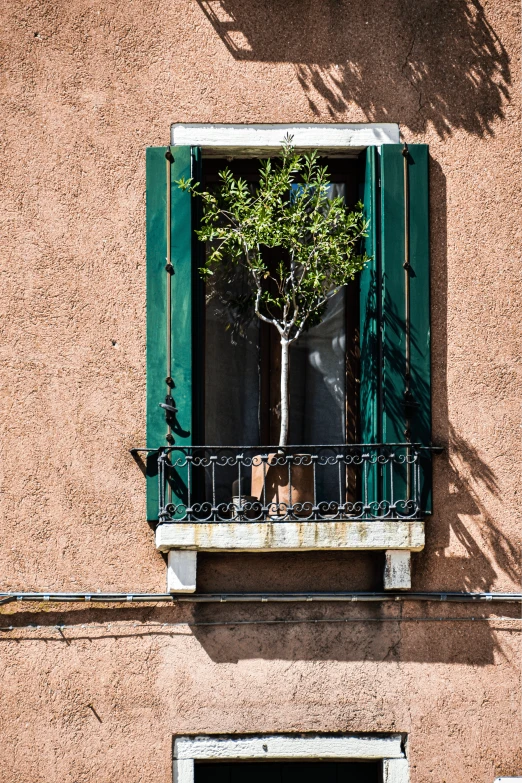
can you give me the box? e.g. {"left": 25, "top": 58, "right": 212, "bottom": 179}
{"left": 178, "top": 139, "right": 370, "bottom": 448}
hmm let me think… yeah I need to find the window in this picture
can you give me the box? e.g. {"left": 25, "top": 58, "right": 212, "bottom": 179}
{"left": 200, "top": 157, "right": 361, "bottom": 509}
{"left": 202, "top": 157, "right": 361, "bottom": 450}
{"left": 145, "top": 135, "right": 431, "bottom": 525}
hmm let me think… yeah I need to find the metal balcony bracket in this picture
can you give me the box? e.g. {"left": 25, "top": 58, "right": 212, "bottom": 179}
{"left": 167, "top": 550, "right": 197, "bottom": 593}
{"left": 384, "top": 550, "right": 412, "bottom": 590}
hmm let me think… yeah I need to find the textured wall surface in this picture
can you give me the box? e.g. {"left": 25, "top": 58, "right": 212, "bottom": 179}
{"left": 0, "top": 0, "right": 521, "bottom": 781}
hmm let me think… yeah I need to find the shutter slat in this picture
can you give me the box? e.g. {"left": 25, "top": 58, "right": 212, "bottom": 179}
{"left": 381, "top": 144, "right": 407, "bottom": 445}
{"left": 406, "top": 144, "right": 431, "bottom": 512}
{"left": 146, "top": 147, "right": 168, "bottom": 522}
{"left": 359, "top": 145, "right": 380, "bottom": 446}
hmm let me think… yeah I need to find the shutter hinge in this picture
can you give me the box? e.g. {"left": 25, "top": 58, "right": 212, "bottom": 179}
{"left": 402, "top": 390, "right": 419, "bottom": 417}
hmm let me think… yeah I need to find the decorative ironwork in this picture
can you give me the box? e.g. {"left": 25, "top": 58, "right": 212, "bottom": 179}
{"left": 136, "top": 444, "right": 436, "bottom": 525}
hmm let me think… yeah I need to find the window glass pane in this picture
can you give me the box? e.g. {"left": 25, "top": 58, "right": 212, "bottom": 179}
{"left": 205, "top": 270, "right": 261, "bottom": 447}
{"left": 204, "top": 271, "right": 261, "bottom": 506}
{"left": 204, "top": 180, "right": 351, "bottom": 450}
{"left": 289, "top": 183, "right": 347, "bottom": 447}
{"left": 289, "top": 287, "right": 346, "bottom": 445}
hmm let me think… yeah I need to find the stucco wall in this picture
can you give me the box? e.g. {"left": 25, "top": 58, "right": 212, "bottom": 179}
{"left": 0, "top": 1, "right": 521, "bottom": 781}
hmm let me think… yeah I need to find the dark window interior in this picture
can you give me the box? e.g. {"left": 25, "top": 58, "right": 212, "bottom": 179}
{"left": 201, "top": 156, "right": 363, "bottom": 450}
{"left": 195, "top": 760, "right": 381, "bottom": 783}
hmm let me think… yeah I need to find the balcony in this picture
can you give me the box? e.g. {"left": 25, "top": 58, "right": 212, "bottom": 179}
{"left": 154, "top": 443, "right": 431, "bottom": 524}
{"left": 140, "top": 444, "right": 435, "bottom": 592}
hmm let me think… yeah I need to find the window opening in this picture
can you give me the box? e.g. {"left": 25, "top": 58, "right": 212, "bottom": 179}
{"left": 195, "top": 760, "right": 382, "bottom": 783}
{"left": 201, "top": 156, "right": 362, "bottom": 508}
{"left": 202, "top": 157, "right": 361, "bottom": 448}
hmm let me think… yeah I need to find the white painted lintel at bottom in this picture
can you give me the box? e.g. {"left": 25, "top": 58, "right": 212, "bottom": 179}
{"left": 171, "top": 123, "right": 400, "bottom": 157}
{"left": 175, "top": 734, "right": 405, "bottom": 760}
{"left": 173, "top": 735, "right": 409, "bottom": 783}
{"left": 156, "top": 521, "right": 424, "bottom": 553}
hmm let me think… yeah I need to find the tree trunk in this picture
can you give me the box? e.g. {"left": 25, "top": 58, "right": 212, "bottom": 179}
{"left": 279, "top": 337, "right": 290, "bottom": 447}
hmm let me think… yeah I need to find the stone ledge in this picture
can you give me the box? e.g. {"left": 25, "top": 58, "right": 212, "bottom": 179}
{"left": 156, "top": 520, "right": 425, "bottom": 553}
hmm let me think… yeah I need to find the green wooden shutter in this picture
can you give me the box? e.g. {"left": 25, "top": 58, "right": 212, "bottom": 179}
{"left": 380, "top": 143, "right": 431, "bottom": 512}
{"left": 145, "top": 145, "right": 199, "bottom": 522}
{"left": 359, "top": 144, "right": 431, "bottom": 513}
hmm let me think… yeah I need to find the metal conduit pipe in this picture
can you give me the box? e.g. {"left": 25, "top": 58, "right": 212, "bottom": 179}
{"left": 1, "top": 591, "right": 521, "bottom": 606}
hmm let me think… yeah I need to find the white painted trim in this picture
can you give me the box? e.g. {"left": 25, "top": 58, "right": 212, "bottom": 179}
{"left": 171, "top": 123, "right": 400, "bottom": 156}
{"left": 156, "top": 520, "right": 425, "bottom": 553}
{"left": 173, "top": 734, "right": 409, "bottom": 783}
{"left": 494, "top": 779, "right": 522, "bottom": 782}
{"left": 175, "top": 734, "right": 404, "bottom": 761}
{"left": 174, "top": 759, "right": 194, "bottom": 783}
{"left": 384, "top": 758, "right": 410, "bottom": 783}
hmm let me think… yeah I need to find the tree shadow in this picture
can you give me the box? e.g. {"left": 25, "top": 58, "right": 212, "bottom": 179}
{"left": 195, "top": 0, "right": 510, "bottom": 137}
{"left": 416, "top": 158, "right": 520, "bottom": 592}
{"left": 419, "top": 420, "right": 520, "bottom": 592}
{"left": 185, "top": 153, "right": 520, "bottom": 664}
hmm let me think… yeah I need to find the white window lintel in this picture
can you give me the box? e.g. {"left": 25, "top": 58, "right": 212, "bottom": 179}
{"left": 173, "top": 734, "right": 408, "bottom": 783}
{"left": 171, "top": 123, "right": 400, "bottom": 157}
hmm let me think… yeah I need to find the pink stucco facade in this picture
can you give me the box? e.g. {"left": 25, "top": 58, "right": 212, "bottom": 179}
{"left": 1, "top": 1, "right": 521, "bottom": 781}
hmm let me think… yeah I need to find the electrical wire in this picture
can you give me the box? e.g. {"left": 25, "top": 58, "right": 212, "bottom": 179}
{"left": 1, "top": 591, "right": 522, "bottom": 606}
{"left": 0, "top": 617, "right": 520, "bottom": 633}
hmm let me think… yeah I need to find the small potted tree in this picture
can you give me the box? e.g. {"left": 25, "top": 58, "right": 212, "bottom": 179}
{"left": 178, "top": 138, "right": 369, "bottom": 516}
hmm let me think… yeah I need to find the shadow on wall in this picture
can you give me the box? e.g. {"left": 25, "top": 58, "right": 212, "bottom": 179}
{"left": 421, "top": 421, "right": 520, "bottom": 592}
{"left": 2, "top": 602, "right": 520, "bottom": 665}
{"left": 191, "top": 603, "right": 520, "bottom": 665}
{"left": 420, "top": 160, "right": 520, "bottom": 594}
{"left": 195, "top": 0, "right": 510, "bottom": 137}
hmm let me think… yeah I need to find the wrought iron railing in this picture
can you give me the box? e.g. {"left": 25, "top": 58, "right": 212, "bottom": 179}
{"left": 138, "top": 444, "right": 436, "bottom": 524}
